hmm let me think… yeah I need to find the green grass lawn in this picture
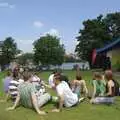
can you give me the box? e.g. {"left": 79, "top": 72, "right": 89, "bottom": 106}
{"left": 0, "top": 70, "right": 120, "bottom": 120}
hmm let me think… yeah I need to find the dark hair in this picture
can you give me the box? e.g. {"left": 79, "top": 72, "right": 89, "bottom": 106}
{"left": 54, "top": 72, "right": 61, "bottom": 77}
{"left": 7, "top": 71, "right": 11, "bottom": 76}
{"left": 54, "top": 72, "right": 62, "bottom": 81}
{"left": 76, "top": 75, "right": 82, "bottom": 80}
{"left": 52, "top": 69, "right": 58, "bottom": 74}
{"left": 13, "top": 71, "right": 19, "bottom": 79}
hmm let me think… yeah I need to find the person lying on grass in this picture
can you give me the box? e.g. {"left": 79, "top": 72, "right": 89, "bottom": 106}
{"left": 90, "top": 70, "right": 117, "bottom": 104}
{"left": 52, "top": 73, "right": 84, "bottom": 113}
{"left": 6, "top": 71, "right": 51, "bottom": 115}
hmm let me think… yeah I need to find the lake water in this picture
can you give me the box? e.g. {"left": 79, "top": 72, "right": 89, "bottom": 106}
{"left": 49, "top": 62, "right": 90, "bottom": 70}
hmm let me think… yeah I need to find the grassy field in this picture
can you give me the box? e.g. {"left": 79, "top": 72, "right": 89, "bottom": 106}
{"left": 0, "top": 70, "right": 120, "bottom": 120}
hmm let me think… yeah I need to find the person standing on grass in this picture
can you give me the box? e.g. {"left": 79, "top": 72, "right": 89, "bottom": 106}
{"left": 90, "top": 70, "right": 116, "bottom": 104}
{"left": 51, "top": 74, "right": 80, "bottom": 112}
{"left": 6, "top": 71, "right": 51, "bottom": 115}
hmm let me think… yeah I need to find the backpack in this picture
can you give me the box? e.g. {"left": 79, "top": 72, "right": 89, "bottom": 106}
{"left": 113, "top": 79, "right": 120, "bottom": 96}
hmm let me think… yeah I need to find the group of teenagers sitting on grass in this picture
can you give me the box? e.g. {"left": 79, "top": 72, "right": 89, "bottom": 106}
{"left": 0, "top": 68, "right": 120, "bottom": 115}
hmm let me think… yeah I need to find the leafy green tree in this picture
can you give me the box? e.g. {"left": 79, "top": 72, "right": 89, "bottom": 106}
{"left": 75, "top": 12, "right": 120, "bottom": 65}
{"left": 33, "top": 34, "right": 65, "bottom": 66}
{"left": 17, "top": 53, "right": 34, "bottom": 65}
{"left": 104, "top": 12, "right": 120, "bottom": 39}
{"left": 0, "top": 37, "right": 20, "bottom": 68}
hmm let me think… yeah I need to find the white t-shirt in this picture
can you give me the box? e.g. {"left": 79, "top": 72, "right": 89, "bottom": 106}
{"left": 48, "top": 74, "right": 55, "bottom": 87}
{"left": 56, "top": 81, "right": 78, "bottom": 107}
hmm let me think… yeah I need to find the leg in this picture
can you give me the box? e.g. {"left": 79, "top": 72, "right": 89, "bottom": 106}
{"left": 37, "top": 93, "right": 51, "bottom": 107}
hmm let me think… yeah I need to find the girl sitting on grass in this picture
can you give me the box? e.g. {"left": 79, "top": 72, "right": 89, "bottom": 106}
{"left": 90, "top": 71, "right": 115, "bottom": 104}
{"left": 91, "top": 72, "right": 106, "bottom": 99}
{"left": 71, "top": 74, "right": 88, "bottom": 99}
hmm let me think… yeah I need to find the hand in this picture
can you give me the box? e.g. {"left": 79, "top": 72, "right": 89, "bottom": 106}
{"left": 6, "top": 106, "right": 15, "bottom": 111}
{"left": 38, "top": 111, "right": 47, "bottom": 115}
{"left": 51, "top": 109, "right": 60, "bottom": 112}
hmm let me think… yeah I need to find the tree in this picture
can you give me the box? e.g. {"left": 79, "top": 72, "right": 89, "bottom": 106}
{"left": 104, "top": 12, "right": 120, "bottom": 40}
{"left": 17, "top": 53, "right": 34, "bottom": 65}
{"left": 33, "top": 34, "right": 65, "bottom": 66}
{"left": 75, "top": 12, "right": 120, "bottom": 66}
{"left": 64, "top": 55, "right": 76, "bottom": 63}
{"left": 0, "top": 37, "right": 20, "bottom": 68}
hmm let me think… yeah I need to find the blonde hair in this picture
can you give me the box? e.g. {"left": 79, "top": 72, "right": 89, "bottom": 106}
{"left": 23, "top": 72, "right": 32, "bottom": 81}
{"left": 93, "top": 72, "right": 102, "bottom": 80}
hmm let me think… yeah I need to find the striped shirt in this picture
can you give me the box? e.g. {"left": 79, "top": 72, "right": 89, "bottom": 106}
{"left": 9, "top": 79, "right": 24, "bottom": 100}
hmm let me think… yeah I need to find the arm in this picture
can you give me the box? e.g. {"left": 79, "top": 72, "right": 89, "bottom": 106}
{"left": 42, "top": 82, "right": 52, "bottom": 89}
{"left": 52, "top": 86, "right": 64, "bottom": 112}
{"left": 31, "top": 92, "right": 46, "bottom": 115}
{"left": 6, "top": 92, "right": 20, "bottom": 111}
{"left": 106, "top": 82, "right": 112, "bottom": 96}
{"left": 58, "top": 95, "right": 64, "bottom": 111}
{"left": 52, "top": 95, "right": 64, "bottom": 112}
{"left": 82, "top": 80, "right": 88, "bottom": 96}
{"left": 92, "top": 82, "right": 96, "bottom": 98}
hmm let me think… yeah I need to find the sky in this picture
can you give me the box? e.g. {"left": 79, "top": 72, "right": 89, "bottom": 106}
{"left": 0, "top": 0, "right": 120, "bottom": 53}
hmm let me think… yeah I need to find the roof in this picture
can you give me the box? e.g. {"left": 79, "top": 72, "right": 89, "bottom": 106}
{"left": 96, "top": 38, "right": 120, "bottom": 53}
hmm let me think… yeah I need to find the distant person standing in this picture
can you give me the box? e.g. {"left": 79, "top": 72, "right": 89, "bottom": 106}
{"left": 103, "top": 57, "right": 111, "bottom": 71}
{"left": 106, "top": 57, "right": 111, "bottom": 70}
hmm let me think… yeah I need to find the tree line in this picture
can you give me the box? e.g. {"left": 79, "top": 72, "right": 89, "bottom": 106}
{"left": 0, "top": 12, "right": 120, "bottom": 69}
{"left": 75, "top": 12, "right": 120, "bottom": 66}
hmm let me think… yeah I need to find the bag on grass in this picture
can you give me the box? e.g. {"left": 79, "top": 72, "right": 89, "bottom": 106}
{"left": 113, "top": 79, "right": 120, "bottom": 96}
